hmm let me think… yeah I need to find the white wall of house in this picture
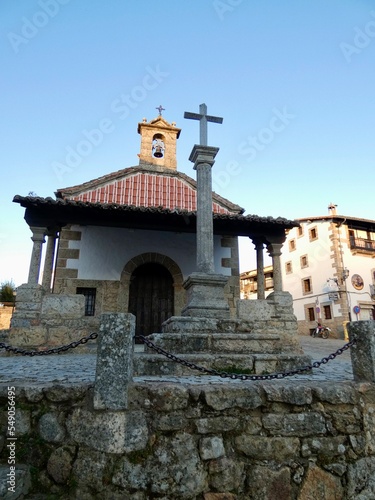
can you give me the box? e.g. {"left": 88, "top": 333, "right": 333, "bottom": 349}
{"left": 67, "top": 225, "right": 231, "bottom": 280}
{"left": 282, "top": 223, "right": 335, "bottom": 320}
{"left": 282, "top": 220, "right": 375, "bottom": 326}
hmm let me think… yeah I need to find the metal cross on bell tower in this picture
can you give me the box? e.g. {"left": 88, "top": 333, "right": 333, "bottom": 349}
{"left": 156, "top": 105, "right": 165, "bottom": 116}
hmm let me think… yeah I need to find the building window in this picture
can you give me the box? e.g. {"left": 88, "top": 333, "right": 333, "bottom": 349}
{"left": 323, "top": 304, "right": 332, "bottom": 320}
{"left": 307, "top": 307, "right": 315, "bottom": 322}
{"left": 309, "top": 227, "right": 318, "bottom": 241}
{"left": 289, "top": 239, "right": 296, "bottom": 251}
{"left": 76, "top": 287, "right": 96, "bottom": 316}
{"left": 302, "top": 278, "right": 312, "bottom": 295}
{"left": 297, "top": 226, "right": 304, "bottom": 237}
{"left": 285, "top": 261, "right": 293, "bottom": 274}
{"left": 300, "top": 255, "right": 308, "bottom": 268}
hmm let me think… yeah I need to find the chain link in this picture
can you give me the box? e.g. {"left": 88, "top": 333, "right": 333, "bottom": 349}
{"left": 0, "top": 332, "right": 358, "bottom": 378}
{"left": 0, "top": 332, "right": 98, "bottom": 356}
{"left": 136, "top": 335, "right": 358, "bottom": 380}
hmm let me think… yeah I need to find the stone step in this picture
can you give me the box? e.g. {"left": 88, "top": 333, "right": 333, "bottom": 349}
{"left": 134, "top": 352, "right": 312, "bottom": 377}
{"left": 145, "top": 332, "right": 284, "bottom": 354}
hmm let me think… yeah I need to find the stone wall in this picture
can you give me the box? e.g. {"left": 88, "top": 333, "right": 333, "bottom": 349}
{"left": 1, "top": 380, "right": 375, "bottom": 499}
{"left": 9, "top": 284, "right": 99, "bottom": 350}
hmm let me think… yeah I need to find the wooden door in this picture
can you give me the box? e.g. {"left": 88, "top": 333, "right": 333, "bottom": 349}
{"left": 129, "top": 262, "right": 174, "bottom": 338}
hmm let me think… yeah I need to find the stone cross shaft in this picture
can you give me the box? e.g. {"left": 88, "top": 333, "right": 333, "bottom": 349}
{"left": 184, "top": 104, "right": 223, "bottom": 274}
{"left": 184, "top": 103, "right": 223, "bottom": 146}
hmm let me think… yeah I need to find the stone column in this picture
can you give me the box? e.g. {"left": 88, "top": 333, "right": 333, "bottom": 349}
{"left": 27, "top": 227, "right": 46, "bottom": 285}
{"left": 190, "top": 144, "right": 219, "bottom": 274}
{"left": 42, "top": 230, "right": 58, "bottom": 291}
{"left": 267, "top": 241, "right": 283, "bottom": 292}
{"left": 180, "top": 144, "right": 229, "bottom": 318}
{"left": 253, "top": 238, "right": 265, "bottom": 299}
{"left": 348, "top": 320, "right": 375, "bottom": 382}
{"left": 94, "top": 313, "right": 135, "bottom": 410}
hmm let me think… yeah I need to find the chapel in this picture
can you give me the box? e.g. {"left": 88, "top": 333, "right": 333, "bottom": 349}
{"left": 12, "top": 110, "right": 298, "bottom": 343}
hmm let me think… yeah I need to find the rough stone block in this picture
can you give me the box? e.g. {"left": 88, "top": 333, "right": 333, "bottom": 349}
{"left": 263, "top": 383, "right": 313, "bottom": 405}
{"left": 14, "top": 283, "right": 45, "bottom": 303}
{"left": 246, "top": 465, "right": 291, "bottom": 499}
{"left": 348, "top": 321, "right": 375, "bottom": 382}
{"left": 347, "top": 457, "right": 375, "bottom": 499}
{"left": 299, "top": 464, "right": 344, "bottom": 500}
{"left": 94, "top": 313, "right": 135, "bottom": 410}
{"left": 41, "top": 294, "right": 85, "bottom": 318}
{"left": 235, "top": 436, "right": 300, "bottom": 460}
{"left": 148, "top": 384, "right": 189, "bottom": 411}
{"left": 195, "top": 417, "right": 240, "bottom": 434}
{"left": 237, "top": 299, "right": 273, "bottom": 321}
{"left": 199, "top": 436, "right": 225, "bottom": 460}
{"left": 47, "top": 446, "right": 74, "bottom": 484}
{"left": 312, "top": 383, "right": 358, "bottom": 404}
{"left": 262, "top": 412, "right": 326, "bottom": 436}
{"left": 208, "top": 457, "right": 245, "bottom": 491}
{"left": 301, "top": 436, "right": 347, "bottom": 458}
{"left": 9, "top": 327, "right": 47, "bottom": 347}
{"left": 66, "top": 408, "right": 127, "bottom": 454}
{"left": 203, "top": 386, "right": 263, "bottom": 411}
{"left": 182, "top": 272, "right": 230, "bottom": 319}
{"left": 38, "top": 413, "right": 66, "bottom": 443}
{"left": 0, "top": 465, "right": 31, "bottom": 499}
{"left": 149, "top": 432, "right": 207, "bottom": 497}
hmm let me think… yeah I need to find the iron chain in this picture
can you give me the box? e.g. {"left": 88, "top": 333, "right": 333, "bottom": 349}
{"left": 0, "top": 332, "right": 98, "bottom": 356}
{"left": 136, "top": 335, "right": 358, "bottom": 381}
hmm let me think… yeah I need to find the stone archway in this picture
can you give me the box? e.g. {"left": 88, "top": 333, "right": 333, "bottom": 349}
{"left": 118, "top": 253, "right": 185, "bottom": 332}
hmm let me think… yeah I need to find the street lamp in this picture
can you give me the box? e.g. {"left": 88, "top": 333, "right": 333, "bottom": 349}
{"left": 342, "top": 268, "right": 350, "bottom": 281}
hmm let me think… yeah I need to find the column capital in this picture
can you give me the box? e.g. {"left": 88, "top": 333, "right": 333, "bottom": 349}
{"left": 30, "top": 226, "right": 46, "bottom": 243}
{"left": 267, "top": 241, "right": 283, "bottom": 257}
{"left": 189, "top": 144, "right": 219, "bottom": 168}
{"left": 251, "top": 237, "right": 265, "bottom": 249}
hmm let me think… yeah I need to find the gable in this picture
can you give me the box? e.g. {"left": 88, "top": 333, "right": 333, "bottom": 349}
{"left": 57, "top": 166, "right": 244, "bottom": 215}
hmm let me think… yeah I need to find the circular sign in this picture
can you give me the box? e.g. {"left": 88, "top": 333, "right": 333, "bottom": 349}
{"left": 353, "top": 305, "right": 361, "bottom": 314}
{"left": 351, "top": 274, "right": 364, "bottom": 290}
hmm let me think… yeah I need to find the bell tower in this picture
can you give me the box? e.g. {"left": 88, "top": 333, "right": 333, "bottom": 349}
{"left": 137, "top": 111, "right": 181, "bottom": 170}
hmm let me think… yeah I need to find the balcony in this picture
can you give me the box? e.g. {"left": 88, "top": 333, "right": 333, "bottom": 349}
{"left": 349, "top": 237, "right": 375, "bottom": 253}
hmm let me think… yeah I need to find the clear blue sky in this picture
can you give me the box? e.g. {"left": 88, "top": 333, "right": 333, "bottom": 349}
{"left": 1, "top": 0, "right": 374, "bottom": 286}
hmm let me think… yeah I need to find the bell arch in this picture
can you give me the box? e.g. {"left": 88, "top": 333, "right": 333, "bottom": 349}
{"left": 118, "top": 253, "right": 185, "bottom": 319}
{"left": 152, "top": 133, "right": 165, "bottom": 158}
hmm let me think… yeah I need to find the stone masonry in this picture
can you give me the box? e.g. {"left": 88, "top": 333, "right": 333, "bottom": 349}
{"left": 1, "top": 320, "right": 375, "bottom": 498}
{"left": 1, "top": 378, "right": 374, "bottom": 499}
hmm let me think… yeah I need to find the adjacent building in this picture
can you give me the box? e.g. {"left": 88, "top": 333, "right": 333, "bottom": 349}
{"left": 241, "top": 204, "right": 375, "bottom": 338}
{"left": 282, "top": 204, "right": 375, "bottom": 338}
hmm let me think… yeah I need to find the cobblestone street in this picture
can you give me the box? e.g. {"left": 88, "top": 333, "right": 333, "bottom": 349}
{"left": 0, "top": 335, "right": 353, "bottom": 387}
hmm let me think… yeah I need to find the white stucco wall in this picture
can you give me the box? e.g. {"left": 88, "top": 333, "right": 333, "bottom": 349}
{"left": 66, "top": 225, "right": 231, "bottom": 280}
{"left": 281, "top": 221, "right": 375, "bottom": 322}
{"left": 282, "top": 223, "right": 341, "bottom": 320}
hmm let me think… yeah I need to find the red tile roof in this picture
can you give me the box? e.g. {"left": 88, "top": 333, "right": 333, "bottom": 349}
{"left": 56, "top": 164, "right": 244, "bottom": 215}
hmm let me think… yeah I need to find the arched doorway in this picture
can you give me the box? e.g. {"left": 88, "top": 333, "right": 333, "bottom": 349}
{"left": 129, "top": 262, "right": 174, "bottom": 338}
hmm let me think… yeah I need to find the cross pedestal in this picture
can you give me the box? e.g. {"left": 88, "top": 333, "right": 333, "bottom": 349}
{"left": 134, "top": 104, "right": 311, "bottom": 376}
{"left": 181, "top": 144, "right": 229, "bottom": 319}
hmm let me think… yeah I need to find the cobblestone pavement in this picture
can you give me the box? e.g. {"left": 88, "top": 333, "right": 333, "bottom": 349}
{"left": 0, "top": 335, "right": 354, "bottom": 387}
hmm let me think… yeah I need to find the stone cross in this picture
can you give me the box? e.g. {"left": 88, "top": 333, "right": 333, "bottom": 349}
{"left": 184, "top": 103, "right": 223, "bottom": 146}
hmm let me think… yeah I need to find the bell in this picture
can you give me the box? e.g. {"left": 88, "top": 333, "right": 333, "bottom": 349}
{"left": 153, "top": 145, "right": 163, "bottom": 158}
